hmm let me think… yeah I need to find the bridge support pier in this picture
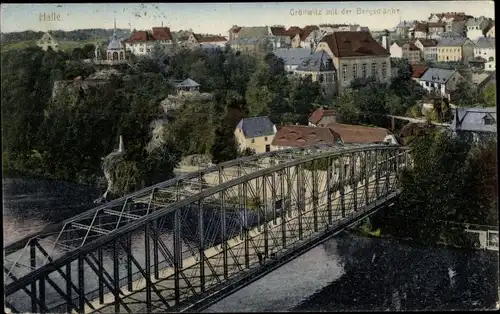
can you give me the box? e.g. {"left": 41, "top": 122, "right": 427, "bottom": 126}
{"left": 351, "top": 153, "right": 357, "bottom": 212}
{"left": 312, "top": 160, "right": 319, "bottom": 232}
{"left": 262, "top": 175, "right": 269, "bottom": 256}
{"left": 339, "top": 157, "right": 346, "bottom": 218}
{"left": 327, "top": 157, "right": 333, "bottom": 225}
{"left": 30, "top": 240, "right": 37, "bottom": 313}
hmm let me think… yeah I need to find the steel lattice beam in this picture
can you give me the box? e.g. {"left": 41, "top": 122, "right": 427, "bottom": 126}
{"left": 4, "top": 145, "right": 410, "bottom": 314}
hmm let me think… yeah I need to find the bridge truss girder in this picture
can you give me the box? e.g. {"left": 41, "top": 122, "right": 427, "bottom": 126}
{"left": 4, "top": 145, "right": 410, "bottom": 314}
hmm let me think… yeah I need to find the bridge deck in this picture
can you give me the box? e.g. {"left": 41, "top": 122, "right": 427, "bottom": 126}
{"left": 73, "top": 174, "right": 395, "bottom": 313}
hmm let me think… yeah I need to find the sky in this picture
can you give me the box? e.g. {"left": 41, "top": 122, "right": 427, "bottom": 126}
{"left": 0, "top": 1, "right": 495, "bottom": 35}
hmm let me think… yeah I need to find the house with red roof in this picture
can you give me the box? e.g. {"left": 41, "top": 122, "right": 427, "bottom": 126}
{"left": 124, "top": 26, "right": 173, "bottom": 56}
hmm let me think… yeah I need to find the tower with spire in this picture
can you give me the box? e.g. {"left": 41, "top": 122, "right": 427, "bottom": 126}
{"left": 104, "top": 17, "right": 127, "bottom": 65}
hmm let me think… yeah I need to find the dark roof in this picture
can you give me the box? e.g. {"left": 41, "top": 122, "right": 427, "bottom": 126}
{"left": 417, "top": 39, "right": 438, "bottom": 47}
{"left": 450, "top": 107, "right": 497, "bottom": 133}
{"left": 309, "top": 108, "right": 338, "bottom": 125}
{"left": 320, "top": 31, "right": 389, "bottom": 58}
{"left": 420, "top": 68, "right": 457, "bottom": 83}
{"left": 295, "top": 51, "right": 335, "bottom": 72}
{"left": 236, "top": 116, "right": 276, "bottom": 138}
{"left": 404, "top": 42, "right": 420, "bottom": 51}
{"left": 414, "top": 23, "right": 429, "bottom": 32}
{"left": 194, "top": 34, "right": 227, "bottom": 42}
{"left": 327, "top": 123, "right": 392, "bottom": 144}
{"left": 271, "top": 125, "right": 339, "bottom": 147}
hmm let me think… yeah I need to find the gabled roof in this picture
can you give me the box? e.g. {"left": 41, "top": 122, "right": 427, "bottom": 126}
{"left": 237, "top": 116, "right": 276, "bottom": 138}
{"left": 152, "top": 27, "right": 173, "bottom": 40}
{"left": 295, "top": 51, "right": 335, "bottom": 72}
{"left": 419, "top": 68, "right": 458, "bottom": 83}
{"left": 450, "top": 107, "right": 497, "bottom": 133}
{"left": 474, "top": 36, "right": 495, "bottom": 49}
{"left": 319, "top": 31, "right": 389, "bottom": 58}
{"left": 39, "top": 32, "right": 58, "bottom": 42}
{"left": 414, "top": 23, "right": 429, "bottom": 33}
{"left": 416, "top": 39, "right": 438, "bottom": 47}
{"left": 411, "top": 65, "right": 429, "bottom": 79}
{"left": 273, "top": 48, "right": 315, "bottom": 66}
{"left": 327, "top": 123, "right": 392, "bottom": 144}
{"left": 271, "top": 125, "right": 339, "bottom": 147}
{"left": 403, "top": 42, "right": 420, "bottom": 51}
{"left": 125, "top": 27, "right": 173, "bottom": 43}
{"left": 174, "top": 78, "right": 200, "bottom": 88}
{"left": 437, "top": 37, "right": 469, "bottom": 46}
{"left": 194, "top": 34, "right": 227, "bottom": 43}
{"left": 309, "top": 108, "right": 338, "bottom": 125}
{"left": 270, "top": 26, "right": 287, "bottom": 36}
{"left": 300, "top": 25, "right": 319, "bottom": 41}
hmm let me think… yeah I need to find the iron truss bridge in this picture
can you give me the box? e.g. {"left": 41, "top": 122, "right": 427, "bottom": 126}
{"left": 4, "top": 143, "right": 411, "bottom": 313}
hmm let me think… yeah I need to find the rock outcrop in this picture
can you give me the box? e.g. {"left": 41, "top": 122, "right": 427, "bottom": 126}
{"left": 94, "top": 135, "right": 126, "bottom": 204}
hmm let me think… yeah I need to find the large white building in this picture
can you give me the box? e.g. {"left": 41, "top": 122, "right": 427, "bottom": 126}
{"left": 474, "top": 37, "right": 495, "bottom": 63}
{"left": 124, "top": 26, "right": 174, "bottom": 56}
{"left": 414, "top": 39, "right": 438, "bottom": 61}
{"left": 389, "top": 42, "right": 403, "bottom": 58}
{"left": 465, "top": 17, "right": 493, "bottom": 40}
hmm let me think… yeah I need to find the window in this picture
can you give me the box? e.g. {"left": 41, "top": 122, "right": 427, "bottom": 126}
{"left": 352, "top": 64, "right": 358, "bottom": 78}
{"left": 484, "top": 116, "right": 495, "bottom": 125}
{"left": 326, "top": 73, "right": 334, "bottom": 82}
{"left": 371, "top": 63, "right": 376, "bottom": 77}
{"left": 381, "top": 62, "right": 387, "bottom": 79}
{"left": 264, "top": 136, "right": 268, "bottom": 141}
{"left": 251, "top": 139, "right": 255, "bottom": 143}
{"left": 140, "top": 48, "right": 144, "bottom": 52}
{"left": 342, "top": 64, "right": 347, "bottom": 81}
{"left": 361, "top": 63, "right": 367, "bottom": 77}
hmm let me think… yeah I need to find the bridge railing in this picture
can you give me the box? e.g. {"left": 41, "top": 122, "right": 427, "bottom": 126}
{"left": 5, "top": 146, "right": 410, "bottom": 314}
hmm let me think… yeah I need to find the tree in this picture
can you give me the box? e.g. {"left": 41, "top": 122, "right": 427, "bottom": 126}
{"left": 479, "top": 84, "right": 496, "bottom": 107}
{"left": 450, "top": 79, "right": 478, "bottom": 107}
{"left": 71, "top": 47, "right": 85, "bottom": 60}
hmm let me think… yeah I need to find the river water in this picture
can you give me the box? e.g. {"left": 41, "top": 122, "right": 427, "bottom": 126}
{"left": 3, "top": 178, "right": 499, "bottom": 312}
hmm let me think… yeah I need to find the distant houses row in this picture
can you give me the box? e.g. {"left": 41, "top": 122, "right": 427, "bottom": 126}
{"left": 234, "top": 105, "right": 496, "bottom": 156}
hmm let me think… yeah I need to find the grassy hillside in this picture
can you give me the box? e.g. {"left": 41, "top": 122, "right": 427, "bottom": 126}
{"left": 1, "top": 39, "right": 105, "bottom": 53}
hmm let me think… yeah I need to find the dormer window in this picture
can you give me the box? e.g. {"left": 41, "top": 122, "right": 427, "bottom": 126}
{"left": 483, "top": 115, "right": 495, "bottom": 125}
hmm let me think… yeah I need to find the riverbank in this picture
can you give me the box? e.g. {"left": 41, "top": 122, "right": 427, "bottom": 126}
{"left": 352, "top": 216, "right": 490, "bottom": 252}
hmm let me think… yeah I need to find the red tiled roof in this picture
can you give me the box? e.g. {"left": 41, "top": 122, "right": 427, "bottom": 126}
{"left": 152, "top": 27, "right": 173, "bottom": 40}
{"left": 320, "top": 31, "right": 389, "bottom": 58}
{"left": 271, "top": 26, "right": 287, "bottom": 36}
{"left": 308, "top": 108, "right": 338, "bottom": 125}
{"left": 271, "top": 125, "right": 339, "bottom": 148}
{"left": 417, "top": 39, "right": 438, "bottom": 47}
{"left": 125, "top": 30, "right": 154, "bottom": 43}
{"left": 125, "top": 27, "right": 172, "bottom": 43}
{"left": 411, "top": 65, "right": 429, "bottom": 78}
{"left": 284, "top": 26, "right": 303, "bottom": 39}
{"left": 327, "top": 123, "right": 391, "bottom": 144}
{"left": 300, "top": 25, "right": 319, "bottom": 41}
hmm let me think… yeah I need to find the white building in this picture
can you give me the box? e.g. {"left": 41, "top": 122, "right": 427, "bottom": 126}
{"left": 474, "top": 37, "right": 495, "bottom": 63}
{"left": 414, "top": 39, "right": 438, "bottom": 61}
{"left": 485, "top": 60, "right": 495, "bottom": 71}
{"left": 37, "top": 32, "right": 59, "bottom": 51}
{"left": 124, "top": 26, "right": 173, "bottom": 56}
{"left": 418, "top": 68, "right": 463, "bottom": 99}
{"left": 389, "top": 42, "right": 403, "bottom": 58}
{"left": 486, "top": 25, "right": 495, "bottom": 38}
{"left": 465, "top": 17, "right": 492, "bottom": 40}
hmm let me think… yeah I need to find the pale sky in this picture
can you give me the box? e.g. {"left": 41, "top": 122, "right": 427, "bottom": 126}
{"left": 0, "top": 1, "right": 495, "bottom": 35}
